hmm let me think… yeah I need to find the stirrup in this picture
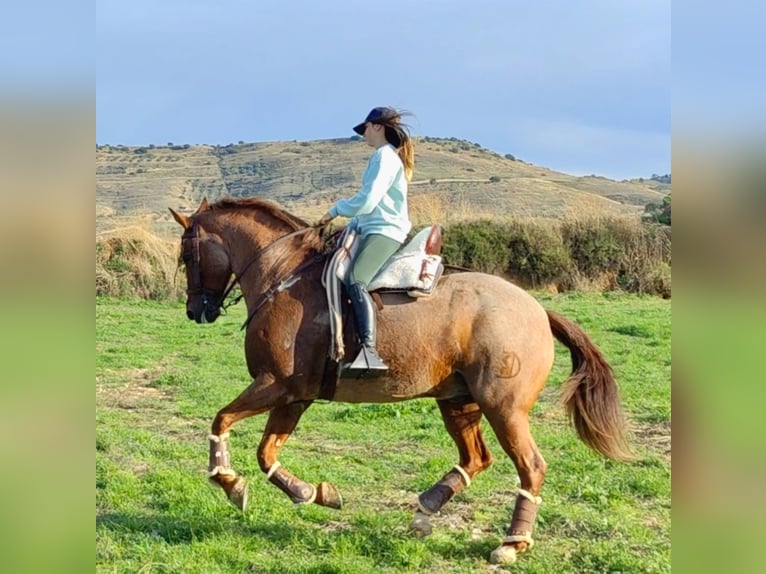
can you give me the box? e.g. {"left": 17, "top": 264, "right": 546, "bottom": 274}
{"left": 341, "top": 345, "right": 389, "bottom": 377}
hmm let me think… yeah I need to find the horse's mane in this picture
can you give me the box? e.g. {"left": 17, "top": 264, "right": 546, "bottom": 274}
{"left": 208, "top": 197, "right": 325, "bottom": 255}
{"left": 210, "top": 197, "right": 309, "bottom": 231}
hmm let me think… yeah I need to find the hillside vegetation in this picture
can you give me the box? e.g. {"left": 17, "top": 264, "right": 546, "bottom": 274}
{"left": 96, "top": 137, "right": 670, "bottom": 236}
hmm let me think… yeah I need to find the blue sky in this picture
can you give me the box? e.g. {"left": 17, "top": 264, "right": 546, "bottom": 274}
{"left": 95, "top": 0, "right": 671, "bottom": 180}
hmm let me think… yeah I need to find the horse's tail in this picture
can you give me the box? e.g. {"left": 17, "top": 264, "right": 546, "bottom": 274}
{"left": 547, "top": 310, "right": 633, "bottom": 462}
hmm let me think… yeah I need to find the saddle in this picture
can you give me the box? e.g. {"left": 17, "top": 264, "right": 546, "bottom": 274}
{"left": 321, "top": 226, "right": 444, "bottom": 361}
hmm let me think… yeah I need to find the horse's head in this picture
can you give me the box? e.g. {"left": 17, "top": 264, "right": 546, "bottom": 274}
{"left": 169, "top": 199, "right": 232, "bottom": 324}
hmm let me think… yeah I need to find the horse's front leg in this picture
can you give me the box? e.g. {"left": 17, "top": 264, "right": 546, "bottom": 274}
{"left": 207, "top": 375, "right": 285, "bottom": 510}
{"left": 257, "top": 402, "right": 343, "bottom": 510}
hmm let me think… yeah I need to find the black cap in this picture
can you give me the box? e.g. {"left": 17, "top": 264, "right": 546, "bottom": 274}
{"left": 352, "top": 107, "right": 398, "bottom": 135}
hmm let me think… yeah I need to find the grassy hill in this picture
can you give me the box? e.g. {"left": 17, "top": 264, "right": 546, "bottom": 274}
{"left": 96, "top": 137, "right": 670, "bottom": 236}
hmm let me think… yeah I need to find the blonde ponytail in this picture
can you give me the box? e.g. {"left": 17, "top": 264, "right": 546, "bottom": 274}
{"left": 398, "top": 137, "right": 414, "bottom": 182}
{"left": 378, "top": 108, "right": 415, "bottom": 181}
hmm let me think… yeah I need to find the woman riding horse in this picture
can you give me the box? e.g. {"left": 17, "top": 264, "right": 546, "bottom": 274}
{"left": 170, "top": 197, "right": 631, "bottom": 566}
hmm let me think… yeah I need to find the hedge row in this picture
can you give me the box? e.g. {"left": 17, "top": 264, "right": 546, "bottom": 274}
{"left": 96, "top": 217, "right": 671, "bottom": 301}
{"left": 441, "top": 217, "right": 671, "bottom": 297}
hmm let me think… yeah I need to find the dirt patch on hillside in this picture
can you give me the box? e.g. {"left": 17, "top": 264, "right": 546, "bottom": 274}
{"left": 96, "top": 367, "right": 170, "bottom": 410}
{"left": 632, "top": 420, "right": 671, "bottom": 462}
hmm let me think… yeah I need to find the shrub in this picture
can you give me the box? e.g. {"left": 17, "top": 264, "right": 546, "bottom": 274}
{"left": 442, "top": 221, "right": 511, "bottom": 275}
{"left": 561, "top": 218, "right": 624, "bottom": 278}
{"left": 489, "top": 175, "right": 501, "bottom": 183}
{"left": 610, "top": 220, "right": 672, "bottom": 295}
{"left": 643, "top": 194, "right": 671, "bottom": 225}
{"left": 506, "top": 220, "right": 573, "bottom": 287}
{"left": 96, "top": 228, "right": 184, "bottom": 301}
{"left": 561, "top": 217, "right": 671, "bottom": 296}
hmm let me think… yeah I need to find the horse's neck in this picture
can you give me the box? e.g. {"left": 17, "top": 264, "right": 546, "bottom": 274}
{"left": 211, "top": 213, "right": 310, "bottom": 296}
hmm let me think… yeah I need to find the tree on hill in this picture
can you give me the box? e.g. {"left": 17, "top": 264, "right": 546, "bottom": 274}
{"left": 643, "top": 194, "right": 671, "bottom": 225}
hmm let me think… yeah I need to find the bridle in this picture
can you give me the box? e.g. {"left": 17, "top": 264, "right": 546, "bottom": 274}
{"left": 181, "top": 218, "right": 251, "bottom": 314}
{"left": 181, "top": 219, "right": 222, "bottom": 313}
{"left": 181, "top": 218, "right": 326, "bottom": 324}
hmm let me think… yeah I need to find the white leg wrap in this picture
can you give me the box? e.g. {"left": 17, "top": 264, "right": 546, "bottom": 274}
{"left": 207, "top": 466, "right": 237, "bottom": 478}
{"left": 452, "top": 464, "right": 472, "bottom": 488}
{"left": 416, "top": 500, "right": 436, "bottom": 516}
{"left": 208, "top": 432, "right": 233, "bottom": 477}
{"left": 503, "top": 533, "right": 535, "bottom": 548}
{"left": 514, "top": 488, "right": 542, "bottom": 505}
{"left": 266, "top": 461, "right": 282, "bottom": 480}
{"left": 293, "top": 483, "right": 317, "bottom": 507}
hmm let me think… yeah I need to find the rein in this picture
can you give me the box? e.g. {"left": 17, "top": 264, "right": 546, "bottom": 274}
{"left": 219, "top": 226, "right": 316, "bottom": 310}
{"left": 239, "top": 252, "right": 327, "bottom": 331}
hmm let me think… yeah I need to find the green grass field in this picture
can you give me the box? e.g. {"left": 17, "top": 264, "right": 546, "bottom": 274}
{"left": 96, "top": 292, "right": 670, "bottom": 573}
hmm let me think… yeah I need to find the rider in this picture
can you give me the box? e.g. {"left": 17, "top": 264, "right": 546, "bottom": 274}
{"left": 318, "top": 107, "right": 414, "bottom": 374}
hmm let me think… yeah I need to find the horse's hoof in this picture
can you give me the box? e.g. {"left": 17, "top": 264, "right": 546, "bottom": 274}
{"left": 409, "top": 511, "right": 433, "bottom": 538}
{"left": 489, "top": 544, "right": 517, "bottom": 565}
{"left": 227, "top": 476, "right": 249, "bottom": 511}
{"left": 315, "top": 482, "right": 343, "bottom": 509}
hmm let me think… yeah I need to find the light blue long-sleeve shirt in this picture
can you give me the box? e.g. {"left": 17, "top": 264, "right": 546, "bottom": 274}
{"left": 328, "top": 144, "right": 411, "bottom": 243}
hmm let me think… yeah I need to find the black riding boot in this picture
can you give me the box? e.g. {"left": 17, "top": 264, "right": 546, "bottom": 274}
{"left": 343, "top": 283, "right": 389, "bottom": 376}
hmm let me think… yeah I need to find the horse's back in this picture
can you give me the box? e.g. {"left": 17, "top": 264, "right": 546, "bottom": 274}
{"left": 427, "top": 272, "right": 550, "bottom": 332}
{"left": 366, "top": 273, "right": 553, "bottom": 400}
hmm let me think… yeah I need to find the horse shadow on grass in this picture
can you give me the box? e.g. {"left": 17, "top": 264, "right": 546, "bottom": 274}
{"left": 424, "top": 533, "right": 500, "bottom": 563}
{"left": 96, "top": 512, "right": 497, "bottom": 563}
{"left": 97, "top": 508, "right": 498, "bottom": 564}
{"left": 96, "top": 510, "right": 311, "bottom": 547}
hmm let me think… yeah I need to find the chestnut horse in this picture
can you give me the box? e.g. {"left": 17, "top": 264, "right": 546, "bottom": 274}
{"left": 169, "top": 197, "right": 631, "bottom": 565}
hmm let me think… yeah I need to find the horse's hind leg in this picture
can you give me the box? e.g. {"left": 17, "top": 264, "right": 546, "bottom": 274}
{"left": 207, "top": 376, "right": 285, "bottom": 510}
{"left": 481, "top": 406, "right": 547, "bottom": 565}
{"left": 410, "top": 396, "right": 493, "bottom": 537}
{"left": 256, "top": 403, "right": 343, "bottom": 510}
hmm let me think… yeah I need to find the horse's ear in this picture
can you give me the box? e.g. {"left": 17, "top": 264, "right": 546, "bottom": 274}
{"left": 195, "top": 197, "right": 210, "bottom": 213}
{"left": 169, "top": 207, "right": 190, "bottom": 229}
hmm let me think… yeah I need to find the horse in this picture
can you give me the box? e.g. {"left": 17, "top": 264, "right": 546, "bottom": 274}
{"left": 169, "top": 197, "right": 632, "bottom": 565}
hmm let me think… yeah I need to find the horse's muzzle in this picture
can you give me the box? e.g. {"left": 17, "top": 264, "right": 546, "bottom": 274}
{"left": 187, "top": 294, "right": 221, "bottom": 324}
